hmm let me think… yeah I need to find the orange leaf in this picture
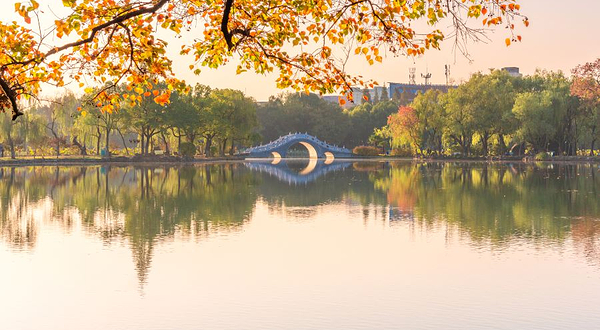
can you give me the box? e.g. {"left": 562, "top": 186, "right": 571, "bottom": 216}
{"left": 505, "top": 38, "right": 511, "bottom": 46}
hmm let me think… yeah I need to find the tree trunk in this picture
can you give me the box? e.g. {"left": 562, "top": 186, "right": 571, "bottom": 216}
{"left": 145, "top": 133, "right": 151, "bottom": 154}
{"left": 72, "top": 136, "right": 87, "bottom": 155}
{"left": 591, "top": 138, "right": 596, "bottom": 156}
{"left": 161, "top": 132, "right": 170, "bottom": 155}
{"left": 7, "top": 131, "right": 15, "bottom": 159}
{"left": 229, "top": 139, "right": 236, "bottom": 155}
{"left": 498, "top": 134, "right": 507, "bottom": 155}
{"left": 140, "top": 131, "right": 145, "bottom": 155}
{"left": 481, "top": 131, "right": 489, "bottom": 156}
{"left": 220, "top": 138, "right": 227, "bottom": 156}
{"left": 205, "top": 136, "right": 213, "bottom": 157}
{"left": 96, "top": 126, "right": 102, "bottom": 155}
{"left": 105, "top": 126, "right": 110, "bottom": 157}
{"left": 116, "top": 129, "right": 129, "bottom": 155}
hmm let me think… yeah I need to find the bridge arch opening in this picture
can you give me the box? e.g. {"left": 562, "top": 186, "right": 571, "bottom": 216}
{"left": 298, "top": 158, "right": 318, "bottom": 175}
{"left": 287, "top": 141, "right": 318, "bottom": 159}
{"left": 324, "top": 152, "right": 335, "bottom": 164}
{"left": 271, "top": 151, "right": 282, "bottom": 164}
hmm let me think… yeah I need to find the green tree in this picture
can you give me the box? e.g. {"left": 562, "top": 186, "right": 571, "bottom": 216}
{"left": 257, "top": 93, "right": 349, "bottom": 146}
{"left": 444, "top": 86, "right": 476, "bottom": 155}
{"left": 512, "top": 91, "right": 555, "bottom": 152}
{"left": 410, "top": 90, "right": 446, "bottom": 154}
{"left": 380, "top": 87, "right": 390, "bottom": 102}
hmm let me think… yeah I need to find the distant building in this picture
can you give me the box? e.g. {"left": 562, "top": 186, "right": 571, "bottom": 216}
{"left": 387, "top": 82, "right": 453, "bottom": 104}
{"left": 501, "top": 67, "right": 522, "bottom": 77}
{"left": 321, "top": 82, "right": 454, "bottom": 108}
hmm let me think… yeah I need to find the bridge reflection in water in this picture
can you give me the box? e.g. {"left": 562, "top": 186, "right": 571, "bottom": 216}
{"left": 245, "top": 159, "right": 351, "bottom": 185}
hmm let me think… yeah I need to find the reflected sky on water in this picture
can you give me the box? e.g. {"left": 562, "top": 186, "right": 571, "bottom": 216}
{"left": 1, "top": 161, "right": 600, "bottom": 329}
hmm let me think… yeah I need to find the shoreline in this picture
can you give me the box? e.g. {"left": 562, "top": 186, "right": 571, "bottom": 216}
{"left": 0, "top": 154, "right": 599, "bottom": 166}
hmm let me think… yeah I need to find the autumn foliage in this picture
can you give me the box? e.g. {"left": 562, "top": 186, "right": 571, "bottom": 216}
{"left": 571, "top": 58, "right": 600, "bottom": 107}
{"left": 0, "top": 0, "right": 527, "bottom": 120}
{"left": 387, "top": 105, "right": 422, "bottom": 153}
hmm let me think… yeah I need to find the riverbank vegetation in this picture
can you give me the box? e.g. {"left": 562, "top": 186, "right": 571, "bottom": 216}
{"left": 381, "top": 59, "right": 600, "bottom": 157}
{"left": 0, "top": 84, "right": 259, "bottom": 159}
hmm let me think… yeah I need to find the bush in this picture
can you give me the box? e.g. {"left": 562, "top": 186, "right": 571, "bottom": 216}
{"left": 179, "top": 142, "right": 196, "bottom": 157}
{"left": 535, "top": 152, "right": 550, "bottom": 161}
{"left": 353, "top": 145, "right": 381, "bottom": 156}
{"left": 390, "top": 147, "right": 413, "bottom": 157}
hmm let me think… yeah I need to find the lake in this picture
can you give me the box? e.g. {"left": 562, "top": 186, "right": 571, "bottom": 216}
{"left": 1, "top": 160, "right": 600, "bottom": 330}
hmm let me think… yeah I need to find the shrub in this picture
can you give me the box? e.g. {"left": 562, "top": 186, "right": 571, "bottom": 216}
{"left": 179, "top": 142, "right": 196, "bottom": 157}
{"left": 535, "top": 152, "right": 550, "bottom": 161}
{"left": 390, "top": 147, "right": 413, "bottom": 157}
{"left": 353, "top": 145, "right": 380, "bottom": 156}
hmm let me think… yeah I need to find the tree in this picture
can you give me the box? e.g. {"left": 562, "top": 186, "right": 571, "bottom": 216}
{"left": 257, "top": 92, "right": 349, "bottom": 146}
{"left": 388, "top": 106, "right": 422, "bottom": 155}
{"left": 372, "top": 89, "right": 380, "bottom": 104}
{"left": 572, "top": 58, "right": 600, "bottom": 155}
{"left": 410, "top": 89, "right": 446, "bottom": 155}
{"left": 369, "top": 126, "right": 391, "bottom": 152}
{"left": 165, "top": 85, "right": 211, "bottom": 152}
{"left": 453, "top": 71, "right": 516, "bottom": 156}
{"left": 38, "top": 93, "right": 80, "bottom": 157}
{"left": 121, "top": 83, "right": 170, "bottom": 155}
{"left": 362, "top": 88, "right": 372, "bottom": 104}
{"left": 204, "top": 89, "right": 257, "bottom": 156}
{"left": 512, "top": 91, "right": 555, "bottom": 152}
{"left": 444, "top": 86, "right": 476, "bottom": 155}
{"left": 0, "top": 0, "right": 527, "bottom": 120}
{"left": 380, "top": 87, "right": 389, "bottom": 102}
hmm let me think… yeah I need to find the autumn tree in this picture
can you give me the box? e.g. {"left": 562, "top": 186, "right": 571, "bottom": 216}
{"left": 388, "top": 106, "right": 422, "bottom": 154}
{"left": 572, "top": 58, "right": 600, "bottom": 155}
{"left": 0, "top": 0, "right": 527, "bottom": 121}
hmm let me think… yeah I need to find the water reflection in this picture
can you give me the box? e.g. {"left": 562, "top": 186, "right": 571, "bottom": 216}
{"left": 245, "top": 159, "right": 351, "bottom": 185}
{"left": 375, "top": 162, "right": 600, "bottom": 241}
{"left": 1, "top": 162, "right": 600, "bottom": 284}
{"left": 0, "top": 165, "right": 257, "bottom": 285}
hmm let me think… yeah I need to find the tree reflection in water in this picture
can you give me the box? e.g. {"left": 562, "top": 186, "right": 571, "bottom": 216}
{"left": 0, "top": 164, "right": 258, "bottom": 285}
{"left": 1, "top": 162, "right": 600, "bottom": 284}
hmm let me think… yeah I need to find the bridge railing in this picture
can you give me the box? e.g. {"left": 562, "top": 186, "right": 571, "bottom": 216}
{"left": 239, "top": 133, "right": 352, "bottom": 154}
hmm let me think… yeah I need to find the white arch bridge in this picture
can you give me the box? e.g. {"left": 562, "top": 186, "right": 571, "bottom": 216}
{"left": 239, "top": 133, "right": 353, "bottom": 159}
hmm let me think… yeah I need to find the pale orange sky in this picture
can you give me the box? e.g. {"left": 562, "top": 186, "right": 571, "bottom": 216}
{"left": 2, "top": 0, "right": 599, "bottom": 101}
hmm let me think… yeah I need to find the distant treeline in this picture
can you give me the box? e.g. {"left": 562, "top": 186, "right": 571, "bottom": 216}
{"left": 0, "top": 82, "right": 402, "bottom": 158}
{"left": 382, "top": 64, "right": 600, "bottom": 157}
{"left": 1, "top": 58, "right": 598, "bottom": 158}
{"left": 0, "top": 84, "right": 259, "bottom": 158}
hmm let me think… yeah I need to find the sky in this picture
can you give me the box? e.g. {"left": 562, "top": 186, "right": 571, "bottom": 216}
{"left": 1, "top": 0, "right": 599, "bottom": 101}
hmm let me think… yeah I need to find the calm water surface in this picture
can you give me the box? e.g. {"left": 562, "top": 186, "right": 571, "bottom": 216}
{"left": 1, "top": 160, "right": 600, "bottom": 330}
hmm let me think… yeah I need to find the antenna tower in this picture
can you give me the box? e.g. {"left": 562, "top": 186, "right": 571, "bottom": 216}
{"left": 444, "top": 65, "right": 451, "bottom": 85}
{"left": 421, "top": 71, "right": 432, "bottom": 85}
{"left": 408, "top": 68, "right": 416, "bottom": 85}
